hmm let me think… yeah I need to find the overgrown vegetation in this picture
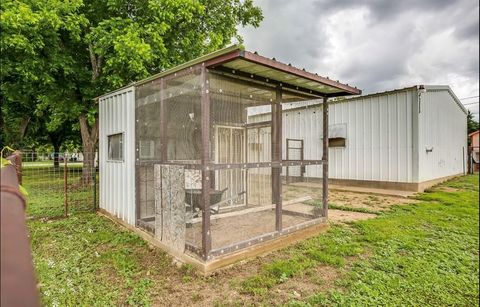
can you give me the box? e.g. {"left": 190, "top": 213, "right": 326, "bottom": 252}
{"left": 28, "top": 175, "right": 479, "bottom": 306}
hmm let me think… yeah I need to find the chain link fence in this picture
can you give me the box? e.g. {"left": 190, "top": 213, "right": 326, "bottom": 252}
{"left": 18, "top": 151, "right": 99, "bottom": 220}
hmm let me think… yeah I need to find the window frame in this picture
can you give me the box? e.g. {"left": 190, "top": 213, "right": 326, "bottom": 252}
{"left": 107, "top": 132, "right": 124, "bottom": 162}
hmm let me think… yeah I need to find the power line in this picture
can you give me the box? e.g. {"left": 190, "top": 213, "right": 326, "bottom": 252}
{"left": 463, "top": 101, "right": 479, "bottom": 106}
{"left": 460, "top": 95, "right": 480, "bottom": 100}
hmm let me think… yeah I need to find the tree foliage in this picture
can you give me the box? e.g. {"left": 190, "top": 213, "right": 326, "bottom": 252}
{"left": 1, "top": 0, "right": 263, "bottom": 179}
{"left": 467, "top": 110, "right": 479, "bottom": 134}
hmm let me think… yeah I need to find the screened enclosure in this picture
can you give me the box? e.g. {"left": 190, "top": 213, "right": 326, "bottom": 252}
{"left": 98, "top": 45, "right": 360, "bottom": 264}
{"left": 135, "top": 71, "right": 327, "bottom": 260}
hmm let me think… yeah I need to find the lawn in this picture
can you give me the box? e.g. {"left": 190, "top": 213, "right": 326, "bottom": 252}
{"left": 27, "top": 175, "right": 479, "bottom": 306}
{"left": 23, "top": 164, "right": 96, "bottom": 219}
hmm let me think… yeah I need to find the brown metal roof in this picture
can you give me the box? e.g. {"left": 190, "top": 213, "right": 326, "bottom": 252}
{"left": 204, "top": 47, "right": 361, "bottom": 97}
{"left": 98, "top": 45, "right": 361, "bottom": 100}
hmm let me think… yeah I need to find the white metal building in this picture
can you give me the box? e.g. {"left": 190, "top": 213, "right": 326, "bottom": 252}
{"left": 248, "top": 85, "right": 468, "bottom": 191}
{"left": 98, "top": 86, "right": 136, "bottom": 225}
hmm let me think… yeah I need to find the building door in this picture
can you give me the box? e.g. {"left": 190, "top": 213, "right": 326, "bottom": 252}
{"left": 214, "top": 125, "right": 246, "bottom": 206}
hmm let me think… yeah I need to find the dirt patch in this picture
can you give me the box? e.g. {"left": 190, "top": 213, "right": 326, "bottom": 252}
{"left": 328, "top": 209, "right": 377, "bottom": 223}
{"left": 330, "top": 190, "right": 418, "bottom": 212}
{"left": 274, "top": 265, "right": 340, "bottom": 300}
{"left": 186, "top": 210, "right": 310, "bottom": 249}
{"left": 144, "top": 185, "right": 419, "bottom": 305}
{"left": 283, "top": 184, "right": 418, "bottom": 213}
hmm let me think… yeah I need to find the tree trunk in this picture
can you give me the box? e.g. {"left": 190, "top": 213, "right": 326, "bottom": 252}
{"left": 19, "top": 116, "right": 31, "bottom": 141}
{"left": 79, "top": 114, "right": 98, "bottom": 185}
{"left": 53, "top": 143, "right": 60, "bottom": 168}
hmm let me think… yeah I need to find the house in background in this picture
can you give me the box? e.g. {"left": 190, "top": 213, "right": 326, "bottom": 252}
{"left": 249, "top": 85, "right": 468, "bottom": 191}
{"left": 469, "top": 130, "right": 479, "bottom": 172}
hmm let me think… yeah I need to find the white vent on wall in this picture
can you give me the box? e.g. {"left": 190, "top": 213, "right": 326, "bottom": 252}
{"left": 328, "top": 123, "right": 347, "bottom": 138}
{"left": 139, "top": 140, "right": 154, "bottom": 159}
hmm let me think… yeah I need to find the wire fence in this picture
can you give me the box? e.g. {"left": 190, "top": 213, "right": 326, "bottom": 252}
{"left": 17, "top": 151, "right": 99, "bottom": 220}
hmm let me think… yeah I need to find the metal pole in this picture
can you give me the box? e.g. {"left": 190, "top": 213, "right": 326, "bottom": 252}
{"left": 286, "top": 139, "right": 290, "bottom": 185}
{"left": 160, "top": 78, "right": 168, "bottom": 162}
{"left": 322, "top": 96, "right": 329, "bottom": 218}
{"left": 64, "top": 154, "right": 68, "bottom": 217}
{"left": 93, "top": 162, "right": 97, "bottom": 211}
{"left": 273, "top": 86, "right": 282, "bottom": 232}
{"left": 200, "top": 65, "right": 212, "bottom": 260}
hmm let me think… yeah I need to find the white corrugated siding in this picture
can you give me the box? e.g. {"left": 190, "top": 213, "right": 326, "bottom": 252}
{"left": 417, "top": 90, "right": 467, "bottom": 181}
{"left": 330, "top": 90, "right": 414, "bottom": 183}
{"left": 249, "top": 89, "right": 416, "bottom": 183}
{"left": 249, "top": 87, "right": 467, "bottom": 184}
{"left": 99, "top": 87, "right": 136, "bottom": 225}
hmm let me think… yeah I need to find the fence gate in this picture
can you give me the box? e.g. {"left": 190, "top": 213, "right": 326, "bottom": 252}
{"left": 19, "top": 151, "right": 99, "bottom": 220}
{"left": 286, "top": 138, "right": 304, "bottom": 184}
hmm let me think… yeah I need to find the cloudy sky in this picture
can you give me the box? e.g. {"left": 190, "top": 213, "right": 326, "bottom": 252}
{"left": 238, "top": 0, "right": 479, "bottom": 118}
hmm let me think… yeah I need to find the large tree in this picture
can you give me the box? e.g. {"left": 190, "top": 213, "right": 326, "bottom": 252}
{"left": 1, "top": 0, "right": 263, "bottom": 183}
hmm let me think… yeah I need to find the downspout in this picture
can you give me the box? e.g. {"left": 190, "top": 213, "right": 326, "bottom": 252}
{"left": 411, "top": 86, "right": 422, "bottom": 184}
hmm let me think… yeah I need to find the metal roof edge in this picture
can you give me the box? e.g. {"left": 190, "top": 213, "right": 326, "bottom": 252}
{"left": 424, "top": 85, "right": 468, "bottom": 115}
{"left": 335, "top": 86, "right": 418, "bottom": 102}
{"left": 96, "top": 85, "right": 135, "bottom": 102}
{"left": 135, "top": 44, "right": 244, "bottom": 86}
{"left": 94, "top": 44, "right": 244, "bottom": 101}
{"left": 240, "top": 51, "right": 361, "bottom": 96}
{"left": 249, "top": 85, "right": 468, "bottom": 116}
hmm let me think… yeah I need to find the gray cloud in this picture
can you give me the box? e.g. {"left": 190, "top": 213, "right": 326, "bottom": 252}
{"left": 312, "top": 0, "right": 456, "bottom": 22}
{"left": 238, "top": 0, "right": 479, "bottom": 102}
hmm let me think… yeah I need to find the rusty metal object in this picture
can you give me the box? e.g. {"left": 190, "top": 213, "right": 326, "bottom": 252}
{"left": 7, "top": 150, "right": 23, "bottom": 184}
{"left": 1, "top": 163, "right": 40, "bottom": 307}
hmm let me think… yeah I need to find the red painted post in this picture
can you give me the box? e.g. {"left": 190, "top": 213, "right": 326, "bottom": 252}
{"left": 1, "top": 164, "right": 40, "bottom": 306}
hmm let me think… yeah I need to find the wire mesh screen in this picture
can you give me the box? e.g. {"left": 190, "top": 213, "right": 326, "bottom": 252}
{"left": 285, "top": 139, "right": 304, "bottom": 183}
{"left": 17, "top": 151, "right": 98, "bottom": 220}
{"left": 133, "top": 67, "right": 326, "bottom": 259}
{"left": 135, "top": 68, "right": 203, "bottom": 242}
{"left": 207, "top": 72, "right": 279, "bottom": 251}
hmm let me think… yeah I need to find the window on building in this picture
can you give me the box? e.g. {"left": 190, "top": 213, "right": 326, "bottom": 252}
{"left": 328, "top": 123, "right": 347, "bottom": 148}
{"left": 108, "top": 133, "right": 123, "bottom": 161}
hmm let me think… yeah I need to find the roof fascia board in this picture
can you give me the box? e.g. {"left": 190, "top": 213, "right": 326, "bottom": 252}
{"left": 241, "top": 51, "right": 361, "bottom": 95}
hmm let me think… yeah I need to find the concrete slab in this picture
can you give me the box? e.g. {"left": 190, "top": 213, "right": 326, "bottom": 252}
{"left": 290, "top": 182, "right": 416, "bottom": 198}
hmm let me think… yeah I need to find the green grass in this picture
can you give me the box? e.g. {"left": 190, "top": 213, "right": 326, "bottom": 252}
{"left": 328, "top": 203, "right": 380, "bottom": 215}
{"left": 23, "top": 165, "right": 96, "bottom": 218}
{"left": 29, "top": 214, "right": 162, "bottom": 306}
{"left": 289, "top": 175, "right": 479, "bottom": 306}
{"left": 27, "top": 175, "right": 479, "bottom": 306}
